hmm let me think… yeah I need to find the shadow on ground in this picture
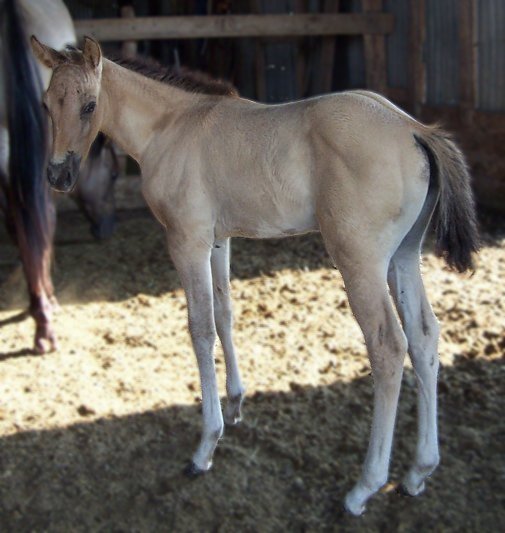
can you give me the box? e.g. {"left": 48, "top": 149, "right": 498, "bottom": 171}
{"left": 0, "top": 355, "right": 503, "bottom": 532}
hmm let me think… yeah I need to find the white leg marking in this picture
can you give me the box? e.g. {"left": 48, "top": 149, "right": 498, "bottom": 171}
{"left": 168, "top": 235, "right": 223, "bottom": 471}
{"left": 341, "top": 266, "right": 408, "bottom": 516}
{"left": 388, "top": 252, "right": 440, "bottom": 495}
{"left": 211, "top": 239, "right": 245, "bottom": 425}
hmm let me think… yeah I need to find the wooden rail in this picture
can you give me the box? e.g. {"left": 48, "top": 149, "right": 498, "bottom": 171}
{"left": 74, "top": 13, "right": 394, "bottom": 42}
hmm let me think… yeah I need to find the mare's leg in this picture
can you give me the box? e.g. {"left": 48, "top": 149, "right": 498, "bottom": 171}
{"left": 4, "top": 189, "right": 57, "bottom": 353}
{"left": 388, "top": 248, "right": 440, "bottom": 496}
{"left": 167, "top": 233, "right": 223, "bottom": 473}
{"left": 26, "top": 200, "right": 57, "bottom": 353}
{"left": 211, "top": 239, "right": 245, "bottom": 425}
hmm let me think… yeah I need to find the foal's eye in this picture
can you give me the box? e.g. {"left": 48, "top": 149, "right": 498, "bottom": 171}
{"left": 81, "top": 101, "right": 96, "bottom": 117}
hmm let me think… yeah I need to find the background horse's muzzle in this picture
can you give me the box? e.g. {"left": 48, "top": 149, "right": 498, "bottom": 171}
{"left": 47, "top": 152, "right": 81, "bottom": 193}
{"left": 91, "top": 213, "right": 116, "bottom": 240}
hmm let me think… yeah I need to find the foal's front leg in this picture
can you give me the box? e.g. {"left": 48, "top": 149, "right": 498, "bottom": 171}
{"left": 167, "top": 234, "right": 223, "bottom": 473}
{"left": 211, "top": 239, "right": 245, "bottom": 425}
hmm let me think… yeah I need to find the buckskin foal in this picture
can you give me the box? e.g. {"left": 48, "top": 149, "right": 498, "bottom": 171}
{"left": 31, "top": 36, "right": 479, "bottom": 515}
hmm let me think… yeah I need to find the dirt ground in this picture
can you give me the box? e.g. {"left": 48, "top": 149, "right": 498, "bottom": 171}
{"left": 0, "top": 207, "right": 504, "bottom": 532}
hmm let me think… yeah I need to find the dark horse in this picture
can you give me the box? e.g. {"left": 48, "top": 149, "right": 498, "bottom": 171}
{"left": 0, "top": 0, "right": 118, "bottom": 353}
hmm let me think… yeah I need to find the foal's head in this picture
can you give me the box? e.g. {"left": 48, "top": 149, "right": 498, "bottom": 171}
{"left": 31, "top": 36, "right": 103, "bottom": 192}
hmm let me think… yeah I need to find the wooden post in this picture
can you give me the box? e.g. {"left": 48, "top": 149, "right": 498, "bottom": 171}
{"left": 252, "top": 0, "right": 267, "bottom": 102}
{"left": 362, "top": 0, "right": 387, "bottom": 94}
{"left": 409, "top": 0, "right": 426, "bottom": 116}
{"left": 459, "top": 0, "right": 477, "bottom": 124}
{"left": 294, "top": 0, "right": 307, "bottom": 98}
{"left": 317, "top": 0, "right": 340, "bottom": 94}
{"left": 120, "top": 5, "right": 138, "bottom": 58}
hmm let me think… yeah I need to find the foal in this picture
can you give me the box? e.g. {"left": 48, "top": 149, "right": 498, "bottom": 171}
{"left": 31, "top": 37, "right": 479, "bottom": 515}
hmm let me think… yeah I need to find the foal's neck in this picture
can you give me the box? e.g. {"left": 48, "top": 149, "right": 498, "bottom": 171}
{"left": 99, "top": 58, "right": 198, "bottom": 163}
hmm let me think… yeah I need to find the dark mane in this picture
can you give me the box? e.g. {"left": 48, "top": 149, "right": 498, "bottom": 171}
{"left": 112, "top": 56, "right": 238, "bottom": 97}
{"left": 62, "top": 46, "right": 238, "bottom": 97}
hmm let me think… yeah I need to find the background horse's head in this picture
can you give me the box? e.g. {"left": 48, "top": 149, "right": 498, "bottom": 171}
{"left": 73, "top": 133, "right": 118, "bottom": 240}
{"left": 31, "top": 36, "right": 103, "bottom": 193}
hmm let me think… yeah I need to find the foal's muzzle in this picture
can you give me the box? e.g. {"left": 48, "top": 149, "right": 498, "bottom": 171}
{"left": 47, "top": 152, "right": 81, "bottom": 193}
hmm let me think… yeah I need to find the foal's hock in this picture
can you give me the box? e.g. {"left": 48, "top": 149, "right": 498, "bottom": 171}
{"left": 32, "top": 35, "right": 479, "bottom": 515}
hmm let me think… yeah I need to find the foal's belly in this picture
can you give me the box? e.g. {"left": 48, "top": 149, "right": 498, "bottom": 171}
{"left": 215, "top": 193, "right": 318, "bottom": 240}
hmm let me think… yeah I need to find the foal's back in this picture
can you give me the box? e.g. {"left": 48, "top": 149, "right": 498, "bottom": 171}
{"left": 174, "top": 90, "right": 428, "bottom": 242}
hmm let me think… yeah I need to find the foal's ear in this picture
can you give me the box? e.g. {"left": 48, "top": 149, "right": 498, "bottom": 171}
{"left": 83, "top": 36, "right": 102, "bottom": 71}
{"left": 30, "top": 36, "right": 66, "bottom": 69}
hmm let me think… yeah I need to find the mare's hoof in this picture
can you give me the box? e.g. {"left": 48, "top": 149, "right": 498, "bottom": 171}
{"left": 183, "top": 461, "right": 206, "bottom": 478}
{"left": 34, "top": 335, "right": 58, "bottom": 354}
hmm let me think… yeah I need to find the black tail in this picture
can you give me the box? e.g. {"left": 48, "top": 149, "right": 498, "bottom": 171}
{"left": 3, "top": 0, "right": 49, "bottom": 257}
{"left": 414, "top": 126, "right": 480, "bottom": 273}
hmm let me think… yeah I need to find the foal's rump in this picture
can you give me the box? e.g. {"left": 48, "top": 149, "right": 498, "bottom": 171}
{"left": 311, "top": 92, "right": 431, "bottom": 260}
{"left": 310, "top": 90, "right": 478, "bottom": 271}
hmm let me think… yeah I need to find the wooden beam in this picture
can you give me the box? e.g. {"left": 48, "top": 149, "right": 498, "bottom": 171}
{"left": 74, "top": 13, "right": 394, "bottom": 42}
{"left": 362, "top": 0, "right": 388, "bottom": 94}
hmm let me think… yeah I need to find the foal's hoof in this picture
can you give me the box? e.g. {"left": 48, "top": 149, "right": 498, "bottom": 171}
{"left": 397, "top": 480, "right": 425, "bottom": 497}
{"left": 396, "top": 483, "right": 414, "bottom": 497}
{"left": 183, "top": 461, "right": 206, "bottom": 478}
{"left": 343, "top": 494, "right": 366, "bottom": 517}
{"left": 223, "top": 409, "right": 242, "bottom": 427}
{"left": 223, "top": 394, "right": 244, "bottom": 426}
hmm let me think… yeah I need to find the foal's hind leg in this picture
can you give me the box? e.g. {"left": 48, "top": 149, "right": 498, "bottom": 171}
{"left": 336, "top": 260, "right": 408, "bottom": 516}
{"left": 388, "top": 249, "right": 440, "bottom": 496}
{"left": 211, "top": 239, "right": 245, "bottom": 425}
{"left": 167, "top": 233, "right": 223, "bottom": 473}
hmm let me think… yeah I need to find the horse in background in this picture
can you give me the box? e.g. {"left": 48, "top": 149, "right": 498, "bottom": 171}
{"left": 0, "top": 0, "right": 118, "bottom": 352}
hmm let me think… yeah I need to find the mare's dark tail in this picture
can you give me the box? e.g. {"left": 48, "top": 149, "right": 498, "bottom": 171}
{"left": 2, "top": 0, "right": 49, "bottom": 260}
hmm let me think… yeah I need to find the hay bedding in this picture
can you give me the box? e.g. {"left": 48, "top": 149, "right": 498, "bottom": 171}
{"left": 0, "top": 209, "right": 504, "bottom": 532}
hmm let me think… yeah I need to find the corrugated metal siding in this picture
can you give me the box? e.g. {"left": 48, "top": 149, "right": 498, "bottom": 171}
{"left": 425, "top": 0, "right": 460, "bottom": 106}
{"left": 384, "top": 0, "right": 409, "bottom": 89}
{"left": 478, "top": 0, "right": 505, "bottom": 111}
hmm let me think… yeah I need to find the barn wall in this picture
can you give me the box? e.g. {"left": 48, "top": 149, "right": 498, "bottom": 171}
{"left": 384, "top": 0, "right": 409, "bottom": 90}
{"left": 477, "top": 0, "right": 505, "bottom": 111}
{"left": 425, "top": 0, "right": 460, "bottom": 106}
{"left": 61, "top": 0, "right": 505, "bottom": 209}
